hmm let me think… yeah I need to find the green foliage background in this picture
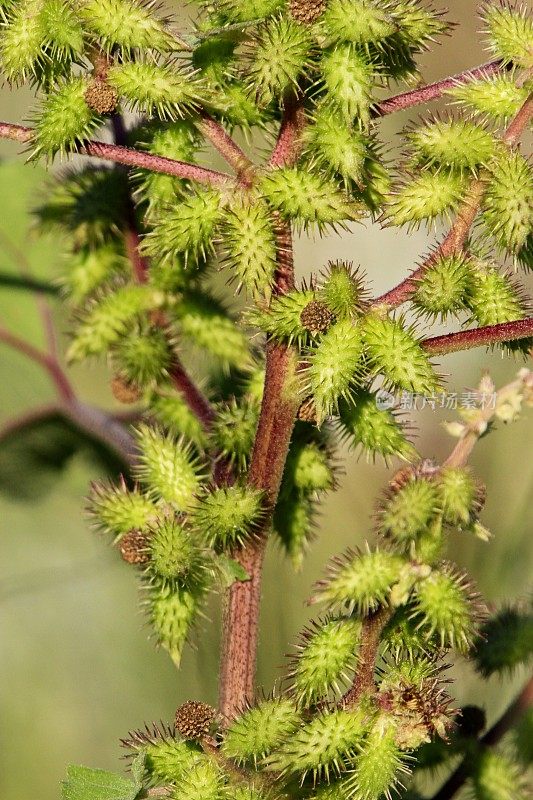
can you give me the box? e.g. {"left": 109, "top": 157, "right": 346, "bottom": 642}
{"left": 0, "top": 2, "right": 531, "bottom": 799}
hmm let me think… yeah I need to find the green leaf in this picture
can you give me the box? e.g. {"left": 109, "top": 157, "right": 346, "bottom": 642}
{"left": 61, "top": 751, "right": 144, "bottom": 800}
{"left": 0, "top": 409, "right": 128, "bottom": 501}
{"left": 216, "top": 554, "right": 251, "bottom": 587}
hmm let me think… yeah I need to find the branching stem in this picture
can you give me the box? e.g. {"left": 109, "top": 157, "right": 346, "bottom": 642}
{"left": 422, "top": 317, "right": 533, "bottom": 355}
{"left": 341, "top": 606, "right": 393, "bottom": 707}
{"left": 373, "top": 90, "right": 533, "bottom": 310}
{"left": 0, "top": 122, "right": 233, "bottom": 187}
{"left": 373, "top": 59, "right": 503, "bottom": 117}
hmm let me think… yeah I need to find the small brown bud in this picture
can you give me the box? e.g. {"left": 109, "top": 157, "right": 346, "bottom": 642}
{"left": 111, "top": 375, "right": 141, "bottom": 404}
{"left": 118, "top": 530, "right": 150, "bottom": 565}
{"left": 84, "top": 79, "right": 119, "bottom": 115}
{"left": 175, "top": 701, "right": 216, "bottom": 740}
{"left": 300, "top": 300, "right": 335, "bottom": 335}
{"left": 289, "top": 0, "right": 327, "bottom": 24}
{"left": 297, "top": 397, "right": 318, "bottom": 423}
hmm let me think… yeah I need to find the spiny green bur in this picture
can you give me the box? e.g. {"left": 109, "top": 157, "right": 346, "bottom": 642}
{"left": 3, "top": 3, "right": 533, "bottom": 800}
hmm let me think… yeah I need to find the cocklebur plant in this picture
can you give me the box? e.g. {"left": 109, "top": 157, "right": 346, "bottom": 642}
{"left": 0, "top": 2, "right": 532, "bottom": 800}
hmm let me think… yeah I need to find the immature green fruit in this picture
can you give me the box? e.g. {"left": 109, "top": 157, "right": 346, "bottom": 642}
{"left": 482, "top": 1, "right": 533, "bottom": 68}
{"left": 447, "top": 73, "right": 529, "bottom": 122}
{"left": 0, "top": 0, "right": 47, "bottom": 83}
{"left": 67, "top": 284, "right": 153, "bottom": 361}
{"left": 123, "top": 723, "right": 205, "bottom": 783}
{"left": 31, "top": 77, "right": 101, "bottom": 159}
{"left": 408, "top": 118, "right": 496, "bottom": 172}
{"left": 289, "top": 617, "right": 362, "bottom": 706}
{"left": 62, "top": 243, "right": 127, "bottom": 303}
{"left": 385, "top": 169, "right": 468, "bottom": 227}
{"left": 322, "top": 0, "right": 396, "bottom": 45}
{"left": 362, "top": 314, "right": 438, "bottom": 395}
{"left": 472, "top": 605, "right": 533, "bottom": 677}
{"left": 320, "top": 44, "right": 373, "bottom": 126}
{"left": 318, "top": 261, "right": 368, "bottom": 319}
{"left": 148, "top": 518, "right": 201, "bottom": 582}
{"left": 88, "top": 479, "right": 159, "bottom": 539}
{"left": 151, "top": 393, "right": 208, "bottom": 449}
{"left": 413, "top": 567, "right": 484, "bottom": 653}
{"left": 261, "top": 167, "right": 357, "bottom": 229}
{"left": 142, "top": 188, "right": 222, "bottom": 264}
{"left": 221, "top": 0, "right": 285, "bottom": 24}
{"left": 173, "top": 292, "right": 251, "bottom": 369}
{"left": 303, "top": 105, "right": 368, "bottom": 186}
{"left": 210, "top": 398, "right": 259, "bottom": 472}
{"left": 378, "top": 473, "right": 440, "bottom": 545}
{"left": 382, "top": 605, "right": 439, "bottom": 658}
{"left": 222, "top": 698, "right": 301, "bottom": 766}
{"left": 135, "top": 424, "right": 205, "bottom": 510}
{"left": 467, "top": 265, "right": 528, "bottom": 330}
{"left": 147, "top": 577, "right": 206, "bottom": 666}
{"left": 248, "top": 17, "right": 312, "bottom": 106}
{"left": 108, "top": 62, "right": 199, "bottom": 120}
{"left": 191, "top": 485, "right": 265, "bottom": 550}
{"left": 412, "top": 253, "right": 474, "bottom": 320}
{"left": 436, "top": 466, "right": 485, "bottom": 528}
{"left": 482, "top": 150, "right": 533, "bottom": 254}
{"left": 208, "top": 81, "right": 266, "bottom": 129}
{"left": 273, "top": 494, "right": 316, "bottom": 570}
{"left": 306, "top": 318, "right": 366, "bottom": 419}
{"left": 253, "top": 288, "right": 316, "bottom": 345}
{"left": 313, "top": 548, "right": 404, "bottom": 614}
{"left": 337, "top": 391, "right": 416, "bottom": 462}
{"left": 220, "top": 198, "right": 277, "bottom": 296}
{"left": 35, "top": 166, "right": 131, "bottom": 246}
{"left": 113, "top": 324, "right": 174, "bottom": 387}
{"left": 172, "top": 756, "right": 223, "bottom": 800}
{"left": 285, "top": 441, "right": 335, "bottom": 493}
{"left": 79, "top": 0, "right": 174, "bottom": 55}
{"left": 135, "top": 120, "right": 200, "bottom": 217}
{"left": 346, "top": 720, "right": 407, "bottom": 800}
{"left": 472, "top": 748, "right": 528, "bottom": 800}
{"left": 391, "top": 0, "right": 450, "bottom": 51}
{"left": 267, "top": 706, "right": 370, "bottom": 780}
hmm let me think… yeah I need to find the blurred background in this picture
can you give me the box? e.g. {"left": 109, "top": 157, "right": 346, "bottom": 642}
{"left": 0, "top": 2, "right": 532, "bottom": 798}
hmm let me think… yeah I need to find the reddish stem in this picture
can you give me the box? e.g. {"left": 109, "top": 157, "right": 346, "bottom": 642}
{"left": 0, "top": 122, "right": 233, "bottom": 187}
{"left": 341, "top": 606, "right": 393, "bottom": 707}
{"left": 168, "top": 361, "right": 216, "bottom": 431}
{"left": 0, "top": 325, "right": 75, "bottom": 404}
{"left": 219, "top": 222, "right": 300, "bottom": 721}
{"left": 422, "top": 317, "right": 533, "bottom": 355}
{"left": 200, "top": 114, "right": 255, "bottom": 182}
{"left": 268, "top": 92, "right": 307, "bottom": 168}
{"left": 373, "top": 59, "right": 503, "bottom": 117}
{"left": 373, "top": 90, "right": 533, "bottom": 310}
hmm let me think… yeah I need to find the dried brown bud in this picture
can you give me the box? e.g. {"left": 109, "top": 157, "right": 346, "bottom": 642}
{"left": 111, "top": 375, "right": 141, "bottom": 404}
{"left": 174, "top": 701, "right": 216, "bottom": 740}
{"left": 84, "top": 79, "right": 119, "bottom": 115}
{"left": 289, "top": 0, "right": 327, "bottom": 25}
{"left": 297, "top": 397, "right": 318, "bottom": 423}
{"left": 300, "top": 300, "right": 335, "bottom": 335}
{"left": 118, "top": 530, "right": 150, "bottom": 565}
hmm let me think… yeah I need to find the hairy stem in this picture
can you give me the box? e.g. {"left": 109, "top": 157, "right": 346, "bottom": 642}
{"left": 431, "top": 674, "right": 533, "bottom": 800}
{"left": 422, "top": 317, "right": 533, "bottom": 355}
{"left": 373, "top": 90, "right": 533, "bottom": 309}
{"left": 341, "top": 606, "right": 393, "bottom": 707}
{"left": 168, "top": 361, "right": 216, "bottom": 431}
{"left": 0, "top": 122, "right": 233, "bottom": 187}
{"left": 219, "top": 223, "right": 300, "bottom": 721}
{"left": 269, "top": 92, "right": 307, "bottom": 168}
{"left": 373, "top": 59, "right": 503, "bottom": 117}
{"left": 199, "top": 113, "right": 255, "bottom": 182}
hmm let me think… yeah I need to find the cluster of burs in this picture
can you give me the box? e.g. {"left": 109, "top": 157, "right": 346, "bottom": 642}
{"left": 1, "top": 1, "right": 532, "bottom": 800}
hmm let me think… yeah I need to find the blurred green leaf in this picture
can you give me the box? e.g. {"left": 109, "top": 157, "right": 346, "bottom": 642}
{"left": 0, "top": 408, "right": 127, "bottom": 501}
{"left": 61, "top": 751, "right": 144, "bottom": 800}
